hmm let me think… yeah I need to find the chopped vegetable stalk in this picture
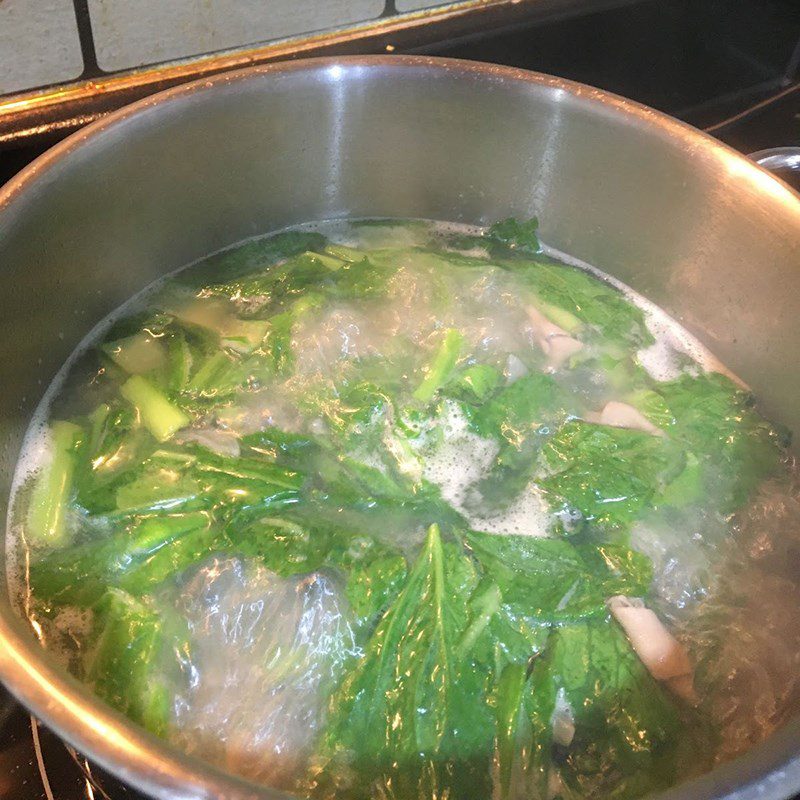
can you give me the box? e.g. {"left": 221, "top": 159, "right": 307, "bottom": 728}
{"left": 494, "top": 662, "right": 530, "bottom": 799}
{"left": 324, "top": 243, "right": 365, "bottom": 263}
{"left": 413, "top": 328, "right": 464, "bottom": 403}
{"left": 530, "top": 297, "right": 582, "bottom": 333}
{"left": 102, "top": 332, "right": 167, "bottom": 374}
{"left": 86, "top": 589, "right": 175, "bottom": 736}
{"left": 121, "top": 375, "right": 190, "bottom": 442}
{"left": 166, "top": 330, "right": 193, "bottom": 392}
{"left": 25, "top": 421, "right": 81, "bottom": 546}
{"left": 86, "top": 403, "right": 111, "bottom": 454}
{"left": 221, "top": 319, "right": 270, "bottom": 353}
{"left": 305, "top": 250, "right": 347, "bottom": 271}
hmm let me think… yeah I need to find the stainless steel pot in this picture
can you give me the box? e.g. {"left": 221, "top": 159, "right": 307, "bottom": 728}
{"left": 1, "top": 56, "right": 799, "bottom": 800}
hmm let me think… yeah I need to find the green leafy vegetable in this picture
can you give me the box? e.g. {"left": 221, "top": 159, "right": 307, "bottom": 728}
{"left": 466, "top": 530, "right": 652, "bottom": 621}
{"left": 29, "top": 512, "right": 215, "bottom": 606}
{"left": 467, "top": 373, "right": 574, "bottom": 510}
{"left": 177, "top": 230, "right": 328, "bottom": 289}
{"left": 511, "top": 259, "right": 652, "bottom": 346}
{"left": 444, "top": 363, "right": 502, "bottom": 404}
{"left": 25, "top": 421, "right": 82, "bottom": 546}
{"left": 120, "top": 375, "right": 190, "bottom": 442}
{"left": 414, "top": 328, "right": 465, "bottom": 404}
{"left": 493, "top": 658, "right": 554, "bottom": 800}
{"left": 344, "top": 552, "right": 409, "bottom": 630}
{"left": 86, "top": 589, "right": 181, "bottom": 737}
{"left": 20, "top": 218, "right": 791, "bottom": 800}
{"left": 486, "top": 217, "right": 541, "bottom": 255}
{"left": 224, "top": 515, "right": 330, "bottom": 577}
{"left": 469, "top": 373, "right": 571, "bottom": 443}
{"left": 545, "top": 620, "right": 684, "bottom": 798}
{"left": 654, "top": 372, "right": 787, "bottom": 510}
{"left": 540, "top": 421, "right": 682, "bottom": 533}
{"left": 316, "top": 524, "right": 493, "bottom": 799}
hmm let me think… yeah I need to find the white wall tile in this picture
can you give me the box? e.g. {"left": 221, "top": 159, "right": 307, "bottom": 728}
{"left": 87, "top": 0, "right": 385, "bottom": 73}
{"left": 0, "top": 0, "right": 84, "bottom": 95}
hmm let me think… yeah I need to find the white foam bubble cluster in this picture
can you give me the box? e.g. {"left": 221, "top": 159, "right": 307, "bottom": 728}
{"left": 419, "top": 401, "right": 497, "bottom": 506}
{"left": 416, "top": 401, "right": 551, "bottom": 537}
{"left": 470, "top": 483, "right": 553, "bottom": 537}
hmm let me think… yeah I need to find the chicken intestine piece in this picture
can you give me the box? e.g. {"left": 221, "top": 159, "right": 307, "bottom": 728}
{"left": 608, "top": 595, "right": 697, "bottom": 703}
{"left": 525, "top": 305, "right": 584, "bottom": 371}
{"left": 585, "top": 401, "right": 665, "bottom": 436}
{"left": 178, "top": 428, "right": 241, "bottom": 458}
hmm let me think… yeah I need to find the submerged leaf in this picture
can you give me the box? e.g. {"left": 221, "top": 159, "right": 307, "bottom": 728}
{"left": 316, "top": 524, "right": 493, "bottom": 799}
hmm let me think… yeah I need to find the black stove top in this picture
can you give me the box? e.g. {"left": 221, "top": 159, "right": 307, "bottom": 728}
{"left": 2, "top": 1, "right": 799, "bottom": 798}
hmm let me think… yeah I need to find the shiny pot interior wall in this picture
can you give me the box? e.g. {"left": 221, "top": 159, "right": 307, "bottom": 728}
{"left": 0, "top": 57, "right": 799, "bottom": 800}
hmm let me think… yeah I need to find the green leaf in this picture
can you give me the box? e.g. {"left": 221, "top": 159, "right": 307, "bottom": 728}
{"left": 26, "top": 421, "right": 82, "bottom": 546}
{"left": 486, "top": 217, "right": 541, "bottom": 255}
{"left": 178, "top": 230, "right": 328, "bottom": 290}
{"left": 459, "top": 580, "right": 549, "bottom": 674}
{"left": 653, "top": 371, "right": 787, "bottom": 511}
{"left": 316, "top": 524, "right": 493, "bottom": 799}
{"left": 262, "top": 292, "right": 325, "bottom": 376}
{"left": 443, "top": 363, "right": 502, "bottom": 405}
{"left": 224, "top": 515, "right": 331, "bottom": 577}
{"left": 74, "top": 406, "right": 158, "bottom": 514}
{"left": 467, "top": 373, "right": 574, "bottom": 510}
{"left": 29, "top": 512, "right": 215, "bottom": 607}
{"left": 328, "top": 254, "right": 395, "bottom": 299}
{"left": 546, "top": 619, "right": 683, "bottom": 799}
{"left": 242, "top": 426, "right": 320, "bottom": 468}
{"left": 466, "top": 531, "right": 651, "bottom": 622}
{"left": 510, "top": 259, "right": 652, "bottom": 346}
{"left": 183, "top": 350, "right": 249, "bottom": 399}
{"left": 540, "top": 420, "right": 683, "bottom": 533}
{"left": 413, "top": 328, "right": 465, "bottom": 404}
{"left": 468, "top": 373, "right": 572, "bottom": 444}
{"left": 113, "top": 444, "right": 302, "bottom": 517}
{"left": 627, "top": 388, "right": 674, "bottom": 429}
{"left": 86, "top": 589, "right": 182, "bottom": 737}
{"left": 302, "top": 380, "right": 389, "bottom": 435}
{"left": 345, "top": 553, "right": 409, "bottom": 629}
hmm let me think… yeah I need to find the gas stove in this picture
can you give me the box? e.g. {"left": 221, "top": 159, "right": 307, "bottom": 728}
{"left": 1, "top": 1, "right": 799, "bottom": 798}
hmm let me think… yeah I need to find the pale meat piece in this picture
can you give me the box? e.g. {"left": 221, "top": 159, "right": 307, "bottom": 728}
{"left": 608, "top": 595, "right": 697, "bottom": 703}
{"left": 597, "top": 400, "right": 665, "bottom": 436}
{"left": 525, "top": 305, "right": 584, "bottom": 371}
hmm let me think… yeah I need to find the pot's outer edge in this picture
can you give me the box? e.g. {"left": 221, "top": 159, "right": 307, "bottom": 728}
{"left": 0, "top": 55, "right": 798, "bottom": 800}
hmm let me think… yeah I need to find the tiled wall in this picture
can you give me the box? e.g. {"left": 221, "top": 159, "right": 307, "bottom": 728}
{"left": 87, "top": 0, "right": 385, "bottom": 72}
{"left": 0, "top": 0, "right": 84, "bottom": 95}
{"left": 0, "top": 0, "right": 458, "bottom": 95}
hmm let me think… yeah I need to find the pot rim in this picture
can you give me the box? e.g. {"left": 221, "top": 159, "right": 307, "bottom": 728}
{"left": 1, "top": 55, "right": 799, "bottom": 800}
